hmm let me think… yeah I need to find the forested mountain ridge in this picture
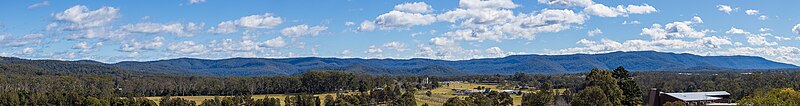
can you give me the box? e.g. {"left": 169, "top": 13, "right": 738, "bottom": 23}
{"left": 1, "top": 51, "right": 797, "bottom": 76}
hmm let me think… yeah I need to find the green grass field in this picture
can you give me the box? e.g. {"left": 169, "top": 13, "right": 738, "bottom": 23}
{"left": 145, "top": 83, "right": 560, "bottom": 106}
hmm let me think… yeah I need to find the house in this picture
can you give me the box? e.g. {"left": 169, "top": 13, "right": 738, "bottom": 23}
{"left": 500, "top": 90, "right": 522, "bottom": 95}
{"left": 647, "top": 88, "right": 736, "bottom": 106}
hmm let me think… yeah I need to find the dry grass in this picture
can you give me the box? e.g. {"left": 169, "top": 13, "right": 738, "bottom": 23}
{"left": 145, "top": 83, "right": 562, "bottom": 106}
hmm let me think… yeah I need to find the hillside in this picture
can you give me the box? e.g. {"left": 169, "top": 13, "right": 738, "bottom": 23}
{"left": 1, "top": 51, "right": 797, "bottom": 76}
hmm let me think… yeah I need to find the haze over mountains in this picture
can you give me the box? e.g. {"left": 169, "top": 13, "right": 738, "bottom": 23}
{"left": 1, "top": 51, "right": 797, "bottom": 76}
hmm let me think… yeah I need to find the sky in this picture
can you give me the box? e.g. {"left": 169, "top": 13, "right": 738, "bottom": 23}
{"left": 1, "top": 0, "right": 800, "bottom": 65}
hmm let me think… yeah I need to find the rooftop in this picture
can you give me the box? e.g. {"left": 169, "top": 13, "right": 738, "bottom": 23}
{"left": 664, "top": 91, "right": 730, "bottom": 101}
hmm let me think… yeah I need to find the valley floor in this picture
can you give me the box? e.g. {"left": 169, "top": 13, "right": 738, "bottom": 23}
{"left": 144, "top": 83, "right": 560, "bottom": 106}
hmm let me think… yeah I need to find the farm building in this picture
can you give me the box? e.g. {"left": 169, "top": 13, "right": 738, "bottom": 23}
{"left": 647, "top": 88, "right": 736, "bottom": 106}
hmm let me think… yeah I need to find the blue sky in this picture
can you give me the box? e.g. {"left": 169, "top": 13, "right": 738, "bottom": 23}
{"left": 1, "top": 0, "right": 800, "bottom": 65}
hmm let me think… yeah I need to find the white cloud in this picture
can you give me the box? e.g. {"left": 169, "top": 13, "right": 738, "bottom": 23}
{"left": 459, "top": 0, "right": 518, "bottom": 9}
{"left": 583, "top": 4, "right": 657, "bottom": 17}
{"left": 22, "top": 48, "right": 35, "bottom": 55}
{"left": 726, "top": 27, "right": 777, "bottom": 46}
{"left": 622, "top": 20, "right": 641, "bottom": 24}
{"left": 717, "top": 5, "right": 734, "bottom": 14}
{"left": 485, "top": 47, "right": 507, "bottom": 57}
{"left": 437, "top": 8, "right": 515, "bottom": 28}
{"left": 0, "top": 34, "right": 6, "bottom": 42}
{"left": 760, "top": 28, "right": 772, "bottom": 32}
{"left": 587, "top": 28, "right": 602, "bottom": 36}
{"left": 341, "top": 50, "right": 351, "bottom": 55}
{"left": 366, "top": 45, "right": 383, "bottom": 54}
{"left": 280, "top": 24, "right": 328, "bottom": 37}
{"left": 3, "top": 33, "right": 46, "bottom": 47}
{"left": 262, "top": 36, "right": 286, "bottom": 48}
{"left": 382, "top": 41, "right": 407, "bottom": 51}
{"left": 168, "top": 41, "right": 207, "bottom": 55}
{"left": 725, "top": 27, "right": 748, "bottom": 34}
{"left": 441, "top": 9, "right": 586, "bottom": 41}
{"left": 344, "top": 22, "right": 355, "bottom": 26}
{"left": 72, "top": 42, "right": 90, "bottom": 49}
{"left": 66, "top": 27, "right": 130, "bottom": 39}
{"left": 537, "top": 0, "right": 593, "bottom": 7}
{"left": 625, "top": 4, "right": 658, "bottom": 14}
{"left": 357, "top": 20, "right": 376, "bottom": 31}
{"left": 189, "top": 0, "right": 206, "bottom": 5}
{"left": 122, "top": 22, "right": 204, "bottom": 37}
{"left": 745, "top": 9, "right": 760, "bottom": 15}
{"left": 394, "top": 2, "right": 433, "bottom": 13}
{"left": 208, "top": 21, "right": 237, "bottom": 34}
{"left": 28, "top": 1, "right": 49, "bottom": 9}
{"left": 759, "top": 15, "right": 768, "bottom": 20}
{"left": 746, "top": 34, "right": 777, "bottom": 46}
{"left": 692, "top": 16, "right": 703, "bottom": 23}
{"left": 119, "top": 36, "right": 165, "bottom": 52}
{"left": 53, "top": 5, "right": 119, "bottom": 30}
{"left": 499, "top": 9, "right": 586, "bottom": 38}
{"left": 558, "top": 36, "right": 732, "bottom": 54}
{"left": 640, "top": 16, "right": 706, "bottom": 39}
{"left": 209, "top": 13, "right": 283, "bottom": 34}
{"left": 72, "top": 42, "right": 103, "bottom": 53}
{"left": 792, "top": 24, "right": 800, "bottom": 35}
{"left": 375, "top": 11, "right": 436, "bottom": 29}
{"left": 206, "top": 36, "right": 265, "bottom": 53}
{"left": 430, "top": 37, "right": 456, "bottom": 46}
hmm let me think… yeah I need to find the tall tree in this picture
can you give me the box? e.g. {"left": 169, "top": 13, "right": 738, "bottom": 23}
{"left": 614, "top": 66, "right": 643, "bottom": 106}
{"left": 572, "top": 69, "right": 624, "bottom": 106}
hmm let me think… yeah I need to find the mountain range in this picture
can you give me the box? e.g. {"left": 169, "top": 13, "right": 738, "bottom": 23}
{"left": 1, "top": 51, "right": 797, "bottom": 76}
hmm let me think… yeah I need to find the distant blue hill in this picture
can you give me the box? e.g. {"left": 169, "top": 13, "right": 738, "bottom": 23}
{"left": 103, "top": 51, "right": 797, "bottom": 76}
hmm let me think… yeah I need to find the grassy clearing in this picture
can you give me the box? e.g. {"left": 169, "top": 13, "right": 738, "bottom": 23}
{"left": 145, "top": 83, "right": 561, "bottom": 106}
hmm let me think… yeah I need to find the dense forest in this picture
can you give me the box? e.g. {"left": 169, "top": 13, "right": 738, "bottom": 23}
{"left": 2, "top": 60, "right": 800, "bottom": 105}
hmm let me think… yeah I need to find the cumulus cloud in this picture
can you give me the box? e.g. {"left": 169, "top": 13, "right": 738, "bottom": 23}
{"left": 459, "top": 0, "right": 518, "bottom": 9}
{"left": 717, "top": 5, "right": 734, "bottom": 14}
{"left": 52, "top": 5, "right": 119, "bottom": 30}
{"left": 441, "top": 9, "right": 586, "bottom": 41}
{"left": 537, "top": 0, "right": 593, "bottom": 7}
{"left": 189, "top": 0, "right": 206, "bottom": 5}
{"left": 587, "top": 28, "right": 602, "bottom": 36}
{"left": 119, "top": 36, "right": 165, "bottom": 52}
{"left": 583, "top": 4, "right": 657, "bottom": 17}
{"left": 485, "top": 47, "right": 508, "bottom": 57}
{"left": 366, "top": 45, "right": 383, "bottom": 54}
{"left": 745, "top": 9, "right": 760, "bottom": 15}
{"left": 262, "top": 36, "right": 286, "bottom": 48}
{"left": 344, "top": 22, "right": 355, "bottom": 26}
{"left": 726, "top": 27, "right": 777, "bottom": 46}
{"left": 382, "top": 41, "right": 407, "bottom": 51}
{"left": 340, "top": 50, "right": 351, "bottom": 55}
{"left": 357, "top": 20, "right": 376, "bottom": 31}
{"left": 122, "top": 22, "right": 204, "bottom": 37}
{"left": 22, "top": 48, "right": 35, "bottom": 55}
{"left": 168, "top": 41, "right": 207, "bottom": 55}
{"left": 558, "top": 37, "right": 732, "bottom": 54}
{"left": 209, "top": 13, "right": 283, "bottom": 34}
{"left": 430, "top": 37, "right": 456, "bottom": 46}
{"left": 394, "top": 2, "right": 433, "bottom": 13}
{"left": 280, "top": 24, "right": 328, "bottom": 37}
{"left": 622, "top": 20, "right": 641, "bottom": 24}
{"left": 640, "top": 16, "right": 707, "bottom": 39}
{"left": 66, "top": 27, "right": 130, "bottom": 39}
{"left": 28, "top": 1, "right": 49, "bottom": 9}
{"left": 375, "top": 11, "right": 436, "bottom": 29}
{"left": 437, "top": 8, "right": 515, "bottom": 28}
{"left": 757, "top": 15, "right": 767, "bottom": 20}
{"left": 3, "top": 33, "right": 46, "bottom": 47}
{"left": 793, "top": 24, "right": 800, "bottom": 35}
{"left": 72, "top": 42, "right": 103, "bottom": 53}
